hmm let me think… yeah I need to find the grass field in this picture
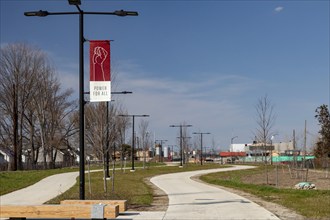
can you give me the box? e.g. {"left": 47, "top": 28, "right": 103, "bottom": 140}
{"left": 47, "top": 163, "right": 225, "bottom": 207}
{"left": 200, "top": 166, "right": 330, "bottom": 219}
{"left": 0, "top": 167, "right": 79, "bottom": 195}
{"left": 2, "top": 163, "right": 329, "bottom": 219}
{"left": 0, "top": 161, "right": 164, "bottom": 196}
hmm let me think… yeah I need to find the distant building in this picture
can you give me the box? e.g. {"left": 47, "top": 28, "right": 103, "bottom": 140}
{"left": 136, "top": 149, "right": 152, "bottom": 162}
{"left": 230, "top": 143, "right": 251, "bottom": 152}
{"left": 0, "top": 147, "right": 13, "bottom": 165}
{"left": 273, "top": 142, "right": 295, "bottom": 154}
{"left": 230, "top": 142, "right": 295, "bottom": 155}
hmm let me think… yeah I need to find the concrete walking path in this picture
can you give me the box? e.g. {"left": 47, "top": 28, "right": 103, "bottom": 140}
{"left": 121, "top": 165, "right": 280, "bottom": 219}
{"left": 0, "top": 165, "right": 280, "bottom": 219}
{"left": 0, "top": 171, "right": 79, "bottom": 205}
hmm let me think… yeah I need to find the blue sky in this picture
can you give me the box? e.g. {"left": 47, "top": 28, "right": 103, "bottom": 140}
{"left": 1, "top": 0, "right": 329, "bottom": 151}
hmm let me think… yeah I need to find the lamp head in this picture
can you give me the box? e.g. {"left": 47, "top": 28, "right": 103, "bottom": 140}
{"left": 24, "top": 10, "right": 49, "bottom": 17}
{"left": 114, "top": 10, "right": 138, "bottom": 16}
{"left": 68, "top": 0, "right": 81, "bottom": 5}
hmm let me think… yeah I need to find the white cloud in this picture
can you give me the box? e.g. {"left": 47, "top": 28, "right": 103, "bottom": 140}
{"left": 114, "top": 70, "right": 260, "bottom": 148}
{"left": 56, "top": 61, "right": 320, "bottom": 150}
{"left": 274, "top": 6, "right": 284, "bottom": 13}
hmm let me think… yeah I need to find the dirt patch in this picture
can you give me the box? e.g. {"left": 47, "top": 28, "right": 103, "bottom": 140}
{"left": 192, "top": 166, "right": 330, "bottom": 220}
{"left": 240, "top": 165, "right": 330, "bottom": 190}
{"left": 192, "top": 175, "right": 306, "bottom": 220}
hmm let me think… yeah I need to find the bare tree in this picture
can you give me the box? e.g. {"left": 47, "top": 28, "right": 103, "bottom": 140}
{"left": 116, "top": 108, "right": 131, "bottom": 170}
{"left": 31, "top": 65, "right": 75, "bottom": 169}
{"left": 85, "top": 103, "right": 107, "bottom": 192}
{"left": 1, "top": 43, "right": 76, "bottom": 170}
{"left": 43, "top": 85, "right": 75, "bottom": 169}
{"left": 254, "top": 94, "right": 276, "bottom": 184}
{"left": 254, "top": 94, "right": 276, "bottom": 146}
{"left": 181, "top": 122, "right": 191, "bottom": 164}
{"left": 138, "top": 119, "right": 149, "bottom": 169}
{"left": 85, "top": 102, "right": 119, "bottom": 192}
{"left": 0, "top": 43, "right": 51, "bottom": 170}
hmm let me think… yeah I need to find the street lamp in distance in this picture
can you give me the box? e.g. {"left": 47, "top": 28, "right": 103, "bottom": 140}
{"left": 193, "top": 132, "right": 211, "bottom": 165}
{"left": 119, "top": 114, "right": 149, "bottom": 171}
{"left": 169, "top": 124, "right": 192, "bottom": 167}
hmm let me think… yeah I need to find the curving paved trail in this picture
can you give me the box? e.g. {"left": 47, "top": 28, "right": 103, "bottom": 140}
{"left": 0, "top": 171, "right": 79, "bottom": 205}
{"left": 150, "top": 165, "right": 279, "bottom": 220}
{"left": 1, "top": 166, "right": 280, "bottom": 219}
{"left": 122, "top": 165, "right": 280, "bottom": 219}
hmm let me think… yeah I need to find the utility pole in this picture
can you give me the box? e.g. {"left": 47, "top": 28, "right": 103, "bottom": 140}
{"left": 193, "top": 132, "right": 211, "bottom": 165}
{"left": 118, "top": 114, "right": 149, "bottom": 171}
{"left": 304, "top": 120, "right": 307, "bottom": 167}
{"left": 170, "top": 124, "right": 192, "bottom": 167}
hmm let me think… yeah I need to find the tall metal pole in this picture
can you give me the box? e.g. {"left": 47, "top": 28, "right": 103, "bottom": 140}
{"left": 170, "top": 124, "right": 192, "bottom": 167}
{"left": 119, "top": 114, "right": 149, "bottom": 171}
{"left": 78, "top": 9, "right": 85, "bottom": 200}
{"left": 131, "top": 115, "right": 135, "bottom": 171}
{"left": 180, "top": 126, "right": 183, "bottom": 167}
{"left": 106, "top": 92, "right": 131, "bottom": 176}
{"left": 193, "top": 132, "right": 211, "bottom": 165}
{"left": 106, "top": 101, "right": 110, "bottom": 177}
{"left": 304, "top": 120, "right": 307, "bottom": 162}
{"left": 24, "top": 3, "right": 138, "bottom": 202}
{"left": 200, "top": 133, "right": 203, "bottom": 165}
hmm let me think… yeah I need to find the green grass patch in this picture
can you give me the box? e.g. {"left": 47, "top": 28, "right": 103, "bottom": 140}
{"left": 0, "top": 162, "right": 164, "bottom": 196}
{"left": 200, "top": 166, "right": 330, "bottom": 219}
{"left": 0, "top": 167, "right": 78, "bottom": 195}
{"left": 3, "top": 164, "right": 329, "bottom": 218}
{"left": 47, "top": 163, "right": 228, "bottom": 208}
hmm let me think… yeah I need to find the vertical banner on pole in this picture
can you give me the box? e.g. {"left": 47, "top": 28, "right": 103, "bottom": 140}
{"left": 90, "top": 40, "right": 111, "bottom": 102}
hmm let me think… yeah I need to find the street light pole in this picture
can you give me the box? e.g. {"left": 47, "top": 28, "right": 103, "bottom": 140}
{"left": 78, "top": 5, "right": 85, "bottom": 200}
{"left": 24, "top": 1, "right": 138, "bottom": 200}
{"left": 270, "top": 134, "right": 277, "bottom": 165}
{"left": 119, "top": 114, "right": 149, "bottom": 171}
{"left": 170, "top": 124, "right": 192, "bottom": 167}
{"left": 193, "top": 132, "right": 211, "bottom": 165}
{"left": 176, "top": 136, "right": 191, "bottom": 165}
{"left": 106, "top": 91, "right": 132, "bottom": 177}
{"left": 167, "top": 145, "right": 177, "bottom": 161}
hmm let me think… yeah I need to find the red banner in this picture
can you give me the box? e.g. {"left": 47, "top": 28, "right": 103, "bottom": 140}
{"left": 89, "top": 40, "right": 111, "bottom": 102}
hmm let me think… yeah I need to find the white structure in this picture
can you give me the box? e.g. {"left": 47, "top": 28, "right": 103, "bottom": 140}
{"left": 155, "top": 145, "right": 161, "bottom": 155}
{"left": 230, "top": 142, "right": 294, "bottom": 155}
{"left": 164, "top": 147, "right": 169, "bottom": 158}
{"left": 0, "top": 148, "right": 11, "bottom": 164}
{"left": 272, "top": 142, "right": 294, "bottom": 154}
{"left": 230, "top": 144, "right": 251, "bottom": 152}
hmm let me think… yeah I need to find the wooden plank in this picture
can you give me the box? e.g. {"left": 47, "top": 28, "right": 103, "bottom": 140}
{"left": 61, "top": 199, "right": 127, "bottom": 212}
{"left": 0, "top": 204, "right": 119, "bottom": 219}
